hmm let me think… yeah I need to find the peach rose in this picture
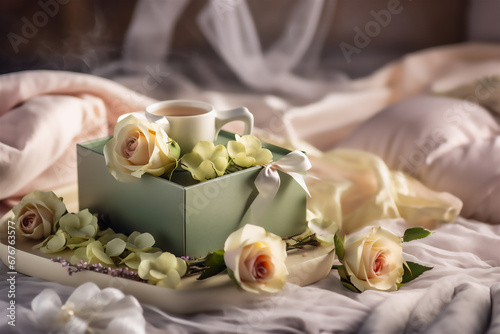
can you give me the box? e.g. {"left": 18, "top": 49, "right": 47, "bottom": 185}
{"left": 224, "top": 224, "right": 288, "bottom": 294}
{"left": 103, "top": 114, "right": 180, "bottom": 182}
{"left": 12, "top": 190, "right": 66, "bottom": 239}
{"left": 343, "top": 226, "right": 404, "bottom": 292}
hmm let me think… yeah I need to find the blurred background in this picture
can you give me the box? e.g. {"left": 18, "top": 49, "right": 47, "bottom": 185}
{"left": 1, "top": 0, "right": 499, "bottom": 210}
{"left": 1, "top": 0, "right": 498, "bottom": 80}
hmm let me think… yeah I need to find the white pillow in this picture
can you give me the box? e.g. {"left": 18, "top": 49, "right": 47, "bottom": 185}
{"left": 337, "top": 95, "right": 500, "bottom": 224}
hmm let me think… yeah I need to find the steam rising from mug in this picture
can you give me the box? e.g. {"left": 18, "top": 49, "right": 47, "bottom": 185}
{"left": 145, "top": 100, "right": 254, "bottom": 154}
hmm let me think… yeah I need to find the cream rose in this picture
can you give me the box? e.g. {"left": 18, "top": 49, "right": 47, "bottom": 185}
{"left": 103, "top": 114, "right": 180, "bottom": 182}
{"left": 12, "top": 190, "right": 66, "bottom": 240}
{"left": 342, "top": 226, "right": 404, "bottom": 292}
{"left": 224, "top": 224, "right": 288, "bottom": 294}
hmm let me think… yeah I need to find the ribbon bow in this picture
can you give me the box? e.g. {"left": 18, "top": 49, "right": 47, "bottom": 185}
{"left": 240, "top": 150, "right": 311, "bottom": 226}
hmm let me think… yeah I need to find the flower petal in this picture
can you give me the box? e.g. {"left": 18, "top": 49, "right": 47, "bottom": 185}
{"left": 106, "top": 238, "right": 126, "bottom": 257}
{"left": 39, "top": 230, "right": 67, "bottom": 254}
{"left": 104, "top": 115, "right": 178, "bottom": 182}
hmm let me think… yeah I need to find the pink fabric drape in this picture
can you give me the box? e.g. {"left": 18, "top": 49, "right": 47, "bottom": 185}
{"left": 0, "top": 70, "right": 155, "bottom": 200}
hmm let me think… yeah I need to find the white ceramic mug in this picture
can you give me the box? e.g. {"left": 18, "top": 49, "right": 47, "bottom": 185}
{"left": 145, "top": 100, "right": 254, "bottom": 154}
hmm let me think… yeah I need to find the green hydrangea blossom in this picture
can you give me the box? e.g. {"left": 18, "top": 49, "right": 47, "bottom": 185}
{"left": 120, "top": 251, "right": 162, "bottom": 270}
{"left": 34, "top": 229, "right": 67, "bottom": 254}
{"left": 138, "top": 252, "right": 187, "bottom": 288}
{"left": 181, "top": 141, "right": 228, "bottom": 181}
{"left": 227, "top": 135, "right": 273, "bottom": 168}
{"left": 71, "top": 240, "right": 114, "bottom": 265}
{"left": 59, "top": 209, "right": 98, "bottom": 239}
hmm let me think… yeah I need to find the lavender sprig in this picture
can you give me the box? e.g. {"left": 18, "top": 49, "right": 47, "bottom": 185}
{"left": 51, "top": 257, "right": 147, "bottom": 282}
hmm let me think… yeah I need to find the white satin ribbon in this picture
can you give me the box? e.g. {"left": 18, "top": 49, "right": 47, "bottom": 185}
{"left": 30, "top": 282, "right": 146, "bottom": 334}
{"left": 241, "top": 150, "right": 311, "bottom": 226}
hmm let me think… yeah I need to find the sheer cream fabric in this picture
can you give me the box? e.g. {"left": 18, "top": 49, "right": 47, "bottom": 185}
{"left": 306, "top": 149, "right": 462, "bottom": 235}
{"left": 337, "top": 95, "right": 500, "bottom": 224}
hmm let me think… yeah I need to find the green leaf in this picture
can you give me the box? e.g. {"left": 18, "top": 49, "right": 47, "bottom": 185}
{"left": 226, "top": 267, "right": 242, "bottom": 290}
{"left": 334, "top": 233, "right": 345, "bottom": 261}
{"left": 166, "top": 159, "right": 179, "bottom": 181}
{"left": 337, "top": 265, "right": 349, "bottom": 281}
{"left": 197, "top": 250, "right": 227, "bottom": 280}
{"left": 400, "top": 261, "right": 432, "bottom": 285}
{"left": 341, "top": 278, "right": 361, "bottom": 293}
{"left": 402, "top": 227, "right": 432, "bottom": 242}
{"left": 169, "top": 140, "right": 181, "bottom": 159}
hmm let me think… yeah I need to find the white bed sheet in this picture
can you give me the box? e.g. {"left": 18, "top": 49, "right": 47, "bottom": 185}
{"left": 1, "top": 217, "right": 499, "bottom": 333}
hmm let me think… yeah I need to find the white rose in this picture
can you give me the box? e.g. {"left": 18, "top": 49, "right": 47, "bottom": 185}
{"left": 343, "top": 226, "right": 404, "bottom": 292}
{"left": 12, "top": 190, "right": 66, "bottom": 239}
{"left": 103, "top": 114, "right": 180, "bottom": 182}
{"left": 224, "top": 224, "right": 288, "bottom": 294}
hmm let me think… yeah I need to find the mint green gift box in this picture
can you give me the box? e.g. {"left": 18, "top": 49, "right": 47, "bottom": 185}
{"left": 77, "top": 131, "right": 307, "bottom": 258}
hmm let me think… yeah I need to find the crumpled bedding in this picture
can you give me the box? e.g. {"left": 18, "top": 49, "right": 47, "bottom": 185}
{"left": 147, "top": 218, "right": 500, "bottom": 334}
{"left": 337, "top": 95, "right": 500, "bottom": 225}
{"left": 1, "top": 218, "right": 499, "bottom": 333}
{"left": 0, "top": 71, "right": 154, "bottom": 200}
{"left": 1, "top": 42, "right": 500, "bottom": 333}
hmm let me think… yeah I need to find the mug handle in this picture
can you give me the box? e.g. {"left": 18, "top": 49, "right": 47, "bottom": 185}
{"left": 215, "top": 107, "right": 254, "bottom": 138}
